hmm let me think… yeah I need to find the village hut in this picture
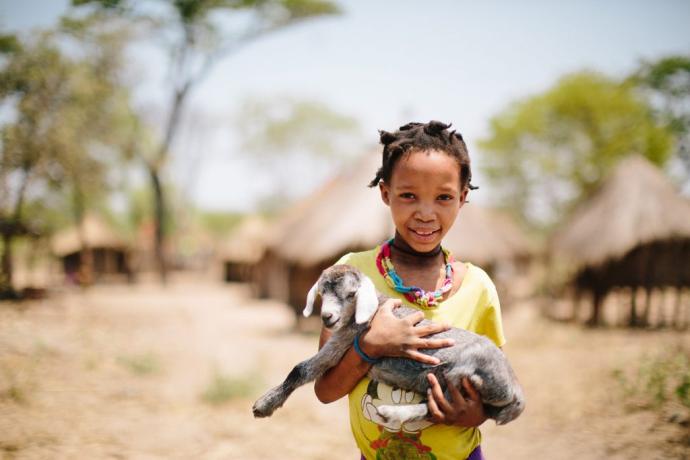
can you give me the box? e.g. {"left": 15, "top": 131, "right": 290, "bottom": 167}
{"left": 550, "top": 155, "right": 690, "bottom": 327}
{"left": 260, "top": 152, "right": 394, "bottom": 311}
{"left": 262, "top": 152, "right": 534, "bottom": 319}
{"left": 445, "top": 203, "right": 535, "bottom": 300}
{"left": 51, "top": 215, "right": 132, "bottom": 284}
{"left": 220, "top": 215, "right": 271, "bottom": 283}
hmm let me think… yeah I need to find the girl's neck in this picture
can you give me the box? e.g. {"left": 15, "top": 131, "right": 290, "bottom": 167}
{"left": 390, "top": 232, "right": 445, "bottom": 269}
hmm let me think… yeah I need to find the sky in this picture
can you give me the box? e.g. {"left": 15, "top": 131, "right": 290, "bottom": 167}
{"left": 1, "top": 0, "right": 690, "bottom": 211}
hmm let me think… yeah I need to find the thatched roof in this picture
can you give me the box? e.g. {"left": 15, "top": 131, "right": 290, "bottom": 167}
{"left": 551, "top": 155, "right": 690, "bottom": 269}
{"left": 52, "top": 215, "right": 128, "bottom": 257}
{"left": 446, "top": 203, "right": 534, "bottom": 265}
{"left": 220, "top": 215, "right": 271, "bottom": 264}
{"left": 269, "top": 152, "right": 394, "bottom": 266}
{"left": 269, "top": 152, "right": 532, "bottom": 267}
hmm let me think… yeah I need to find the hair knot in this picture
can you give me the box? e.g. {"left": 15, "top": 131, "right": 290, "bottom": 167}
{"left": 424, "top": 120, "right": 451, "bottom": 136}
{"left": 399, "top": 122, "right": 423, "bottom": 131}
{"left": 378, "top": 130, "right": 397, "bottom": 145}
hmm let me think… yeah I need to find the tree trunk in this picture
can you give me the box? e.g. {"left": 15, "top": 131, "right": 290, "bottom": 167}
{"left": 641, "top": 286, "right": 653, "bottom": 327}
{"left": 148, "top": 164, "right": 168, "bottom": 283}
{"left": 629, "top": 287, "right": 639, "bottom": 327}
{"left": 71, "top": 182, "right": 94, "bottom": 287}
{"left": 673, "top": 287, "right": 684, "bottom": 329}
{"left": 145, "top": 85, "right": 191, "bottom": 285}
{"left": 1, "top": 167, "right": 32, "bottom": 297}
{"left": 587, "top": 289, "right": 604, "bottom": 327}
{"left": 76, "top": 221, "right": 94, "bottom": 287}
{"left": 572, "top": 287, "right": 582, "bottom": 322}
{"left": 0, "top": 232, "right": 16, "bottom": 297}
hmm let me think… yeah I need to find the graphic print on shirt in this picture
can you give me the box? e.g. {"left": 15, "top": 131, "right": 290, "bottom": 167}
{"left": 361, "top": 380, "right": 437, "bottom": 460}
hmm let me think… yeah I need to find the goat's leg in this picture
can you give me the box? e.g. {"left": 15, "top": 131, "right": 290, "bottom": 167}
{"left": 252, "top": 339, "right": 347, "bottom": 417}
{"left": 375, "top": 403, "right": 429, "bottom": 425}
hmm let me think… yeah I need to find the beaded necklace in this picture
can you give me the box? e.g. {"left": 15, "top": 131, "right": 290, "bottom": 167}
{"left": 375, "top": 238, "right": 454, "bottom": 309}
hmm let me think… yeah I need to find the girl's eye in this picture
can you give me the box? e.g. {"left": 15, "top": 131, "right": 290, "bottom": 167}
{"left": 438, "top": 194, "right": 454, "bottom": 201}
{"left": 400, "top": 193, "right": 415, "bottom": 199}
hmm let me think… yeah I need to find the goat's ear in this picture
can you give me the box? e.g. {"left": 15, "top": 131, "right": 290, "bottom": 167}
{"left": 355, "top": 275, "right": 379, "bottom": 324}
{"left": 302, "top": 281, "right": 319, "bottom": 317}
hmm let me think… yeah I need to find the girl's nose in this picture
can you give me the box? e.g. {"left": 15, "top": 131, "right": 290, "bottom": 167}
{"left": 414, "top": 203, "right": 435, "bottom": 221}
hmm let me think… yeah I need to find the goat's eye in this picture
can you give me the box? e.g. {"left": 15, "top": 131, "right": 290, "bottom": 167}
{"left": 346, "top": 292, "right": 356, "bottom": 299}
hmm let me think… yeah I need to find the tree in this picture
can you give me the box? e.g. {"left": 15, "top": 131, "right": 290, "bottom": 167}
{"left": 71, "top": 0, "right": 340, "bottom": 282}
{"left": 0, "top": 29, "right": 137, "bottom": 292}
{"left": 630, "top": 55, "right": 690, "bottom": 193}
{"left": 478, "top": 71, "right": 674, "bottom": 229}
{"left": 236, "top": 96, "right": 361, "bottom": 211}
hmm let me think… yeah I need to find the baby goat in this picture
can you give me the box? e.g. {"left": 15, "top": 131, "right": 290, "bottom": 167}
{"left": 252, "top": 264, "right": 525, "bottom": 426}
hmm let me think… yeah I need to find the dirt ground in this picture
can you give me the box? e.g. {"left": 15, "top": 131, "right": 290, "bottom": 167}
{"left": 1, "top": 276, "right": 689, "bottom": 459}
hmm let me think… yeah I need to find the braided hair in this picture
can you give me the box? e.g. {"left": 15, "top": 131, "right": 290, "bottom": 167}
{"left": 369, "top": 120, "right": 478, "bottom": 195}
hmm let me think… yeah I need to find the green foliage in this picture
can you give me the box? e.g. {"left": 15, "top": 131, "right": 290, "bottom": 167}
{"left": 631, "top": 56, "right": 690, "bottom": 99}
{"left": 0, "top": 34, "right": 21, "bottom": 54}
{"left": 197, "top": 210, "right": 245, "bottom": 237}
{"left": 676, "top": 373, "right": 690, "bottom": 408}
{"left": 236, "top": 96, "right": 362, "bottom": 210}
{"left": 72, "top": 0, "right": 126, "bottom": 8}
{"left": 200, "top": 369, "right": 259, "bottom": 405}
{"left": 478, "top": 71, "right": 674, "bottom": 229}
{"left": 282, "top": 0, "right": 341, "bottom": 19}
{"left": 0, "top": 31, "right": 138, "bottom": 221}
{"left": 613, "top": 347, "right": 690, "bottom": 411}
{"left": 2, "top": 384, "right": 27, "bottom": 404}
{"left": 630, "top": 55, "right": 690, "bottom": 190}
{"left": 117, "top": 352, "right": 162, "bottom": 376}
{"left": 238, "top": 96, "right": 361, "bottom": 158}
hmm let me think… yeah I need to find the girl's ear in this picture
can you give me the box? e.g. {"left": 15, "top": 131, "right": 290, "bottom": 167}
{"left": 302, "top": 282, "right": 319, "bottom": 317}
{"left": 379, "top": 181, "right": 391, "bottom": 206}
{"left": 355, "top": 275, "right": 379, "bottom": 324}
{"left": 458, "top": 188, "right": 469, "bottom": 208}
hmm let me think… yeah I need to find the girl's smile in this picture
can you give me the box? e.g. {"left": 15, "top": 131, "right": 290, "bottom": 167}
{"left": 379, "top": 149, "right": 467, "bottom": 252}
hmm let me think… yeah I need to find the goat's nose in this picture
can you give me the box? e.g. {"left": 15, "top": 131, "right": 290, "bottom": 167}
{"left": 322, "top": 312, "right": 333, "bottom": 321}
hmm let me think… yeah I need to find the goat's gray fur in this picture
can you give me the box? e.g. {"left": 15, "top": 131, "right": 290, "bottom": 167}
{"left": 252, "top": 264, "right": 525, "bottom": 426}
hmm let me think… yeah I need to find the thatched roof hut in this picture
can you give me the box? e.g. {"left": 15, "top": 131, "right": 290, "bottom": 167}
{"left": 262, "top": 152, "right": 534, "bottom": 315}
{"left": 220, "top": 215, "right": 271, "bottom": 282}
{"left": 447, "top": 203, "right": 534, "bottom": 269}
{"left": 52, "top": 215, "right": 127, "bottom": 257}
{"left": 51, "top": 215, "right": 131, "bottom": 283}
{"left": 270, "top": 152, "right": 394, "bottom": 266}
{"left": 550, "top": 155, "right": 690, "bottom": 327}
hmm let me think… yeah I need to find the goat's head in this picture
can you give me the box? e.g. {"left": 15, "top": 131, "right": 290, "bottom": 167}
{"left": 302, "top": 265, "right": 379, "bottom": 329}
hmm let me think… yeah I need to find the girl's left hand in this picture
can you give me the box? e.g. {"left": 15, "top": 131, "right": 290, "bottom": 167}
{"left": 426, "top": 374, "right": 487, "bottom": 427}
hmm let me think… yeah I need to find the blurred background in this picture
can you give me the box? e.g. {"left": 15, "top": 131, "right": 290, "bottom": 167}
{"left": 0, "top": 1, "right": 689, "bottom": 459}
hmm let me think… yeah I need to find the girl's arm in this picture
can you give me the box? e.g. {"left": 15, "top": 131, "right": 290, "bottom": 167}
{"left": 313, "top": 327, "right": 371, "bottom": 403}
{"left": 314, "top": 299, "right": 455, "bottom": 403}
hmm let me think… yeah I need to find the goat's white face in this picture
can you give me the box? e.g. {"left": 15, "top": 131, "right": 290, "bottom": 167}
{"left": 319, "top": 291, "right": 346, "bottom": 328}
{"left": 302, "top": 266, "right": 379, "bottom": 329}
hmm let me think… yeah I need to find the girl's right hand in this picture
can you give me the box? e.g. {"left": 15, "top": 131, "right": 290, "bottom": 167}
{"left": 359, "top": 299, "right": 454, "bottom": 365}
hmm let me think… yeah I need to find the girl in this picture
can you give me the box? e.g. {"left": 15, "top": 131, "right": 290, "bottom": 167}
{"left": 314, "top": 121, "right": 506, "bottom": 460}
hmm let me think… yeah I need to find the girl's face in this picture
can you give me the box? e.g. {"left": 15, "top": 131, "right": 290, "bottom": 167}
{"left": 379, "top": 149, "right": 467, "bottom": 252}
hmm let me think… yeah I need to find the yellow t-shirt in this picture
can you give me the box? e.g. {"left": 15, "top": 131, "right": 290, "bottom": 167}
{"left": 336, "top": 248, "right": 506, "bottom": 460}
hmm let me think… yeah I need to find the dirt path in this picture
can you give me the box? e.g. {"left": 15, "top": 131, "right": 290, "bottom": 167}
{"left": 1, "top": 278, "right": 688, "bottom": 459}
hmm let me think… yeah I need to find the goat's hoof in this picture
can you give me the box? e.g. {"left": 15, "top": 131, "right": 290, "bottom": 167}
{"left": 375, "top": 406, "right": 395, "bottom": 424}
{"left": 252, "top": 399, "right": 273, "bottom": 418}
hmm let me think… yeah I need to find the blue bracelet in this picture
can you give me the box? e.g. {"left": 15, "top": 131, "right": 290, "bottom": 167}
{"left": 354, "top": 332, "right": 381, "bottom": 365}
